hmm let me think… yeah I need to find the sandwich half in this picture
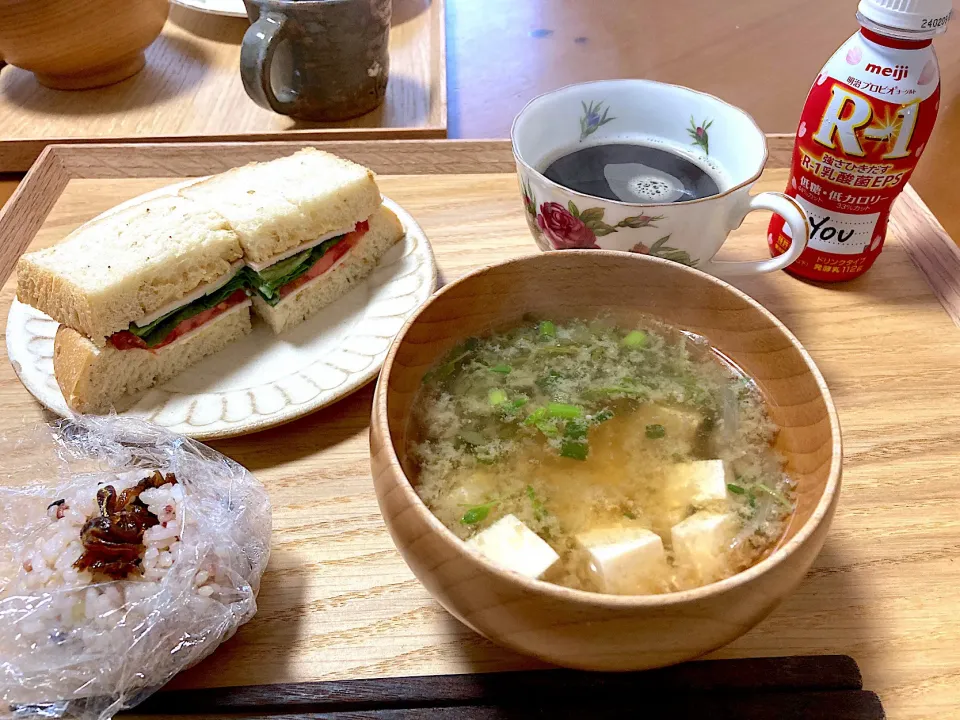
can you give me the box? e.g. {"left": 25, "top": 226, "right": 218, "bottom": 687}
{"left": 248, "top": 204, "right": 404, "bottom": 334}
{"left": 16, "top": 194, "right": 253, "bottom": 412}
{"left": 54, "top": 298, "right": 252, "bottom": 414}
{"left": 180, "top": 148, "right": 405, "bottom": 334}
{"left": 15, "top": 148, "right": 408, "bottom": 414}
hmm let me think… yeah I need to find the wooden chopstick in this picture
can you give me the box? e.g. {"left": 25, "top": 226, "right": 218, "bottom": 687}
{"left": 131, "top": 655, "right": 881, "bottom": 718}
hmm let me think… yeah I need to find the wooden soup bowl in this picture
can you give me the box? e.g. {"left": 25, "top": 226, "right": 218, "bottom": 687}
{"left": 0, "top": 0, "right": 169, "bottom": 90}
{"left": 370, "top": 251, "right": 842, "bottom": 671}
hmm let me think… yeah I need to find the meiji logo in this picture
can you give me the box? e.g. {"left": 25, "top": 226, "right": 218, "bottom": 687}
{"left": 865, "top": 63, "right": 908, "bottom": 81}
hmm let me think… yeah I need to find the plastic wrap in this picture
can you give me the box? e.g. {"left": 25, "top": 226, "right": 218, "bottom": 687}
{"left": 0, "top": 416, "right": 272, "bottom": 719}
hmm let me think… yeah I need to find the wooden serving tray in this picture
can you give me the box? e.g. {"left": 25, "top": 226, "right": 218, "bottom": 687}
{"left": 0, "top": 0, "right": 446, "bottom": 172}
{"left": 1, "top": 139, "right": 959, "bottom": 720}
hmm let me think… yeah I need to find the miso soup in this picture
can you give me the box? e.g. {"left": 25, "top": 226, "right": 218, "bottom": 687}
{"left": 408, "top": 318, "right": 795, "bottom": 596}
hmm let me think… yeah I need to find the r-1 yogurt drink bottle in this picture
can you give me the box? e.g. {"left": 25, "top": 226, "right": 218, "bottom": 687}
{"left": 768, "top": 0, "right": 952, "bottom": 281}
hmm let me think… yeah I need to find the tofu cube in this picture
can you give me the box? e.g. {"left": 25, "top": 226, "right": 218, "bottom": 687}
{"left": 465, "top": 514, "right": 559, "bottom": 579}
{"left": 665, "top": 460, "right": 732, "bottom": 510}
{"left": 670, "top": 511, "right": 739, "bottom": 582}
{"left": 576, "top": 527, "right": 667, "bottom": 595}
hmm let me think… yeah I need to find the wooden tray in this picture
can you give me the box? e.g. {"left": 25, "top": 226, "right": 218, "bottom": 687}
{"left": 0, "top": 0, "right": 446, "bottom": 172}
{"left": 2, "top": 139, "right": 960, "bottom": 720}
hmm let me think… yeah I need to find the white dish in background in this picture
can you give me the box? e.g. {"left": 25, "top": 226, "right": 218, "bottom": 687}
{"left": 6, "top": 195, "right": 437, "bottom": 440}
{"left": 170, "top": 0, "right": 247, "bottom": 18}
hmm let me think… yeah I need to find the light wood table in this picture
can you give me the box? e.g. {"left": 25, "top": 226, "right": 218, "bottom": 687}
{"left": 2, "top": 0, "right": 959, "bottom": 244}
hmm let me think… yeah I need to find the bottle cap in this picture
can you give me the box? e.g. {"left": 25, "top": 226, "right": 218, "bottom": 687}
{"left": 858, "top": 0, "right": 952, "bottom": 36}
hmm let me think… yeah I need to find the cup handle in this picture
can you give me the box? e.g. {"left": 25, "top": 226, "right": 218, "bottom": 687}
{"left": 699, "top": 192, "right": 810, "bottom": 276}
{"left": 240, "top": 12, "right": 299, "bottom": 115}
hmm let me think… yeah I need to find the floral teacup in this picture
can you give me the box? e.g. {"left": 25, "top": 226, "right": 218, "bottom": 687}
{"left": 512, "top": 79, "right": 809, "bottom": 276}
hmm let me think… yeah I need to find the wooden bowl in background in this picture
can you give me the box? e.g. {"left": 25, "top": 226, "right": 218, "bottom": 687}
{"left": 0, "top": 0, "right": 169, "bottom": 90}
{"left": 370, "top": 250, "right": 842, "bottom": 671}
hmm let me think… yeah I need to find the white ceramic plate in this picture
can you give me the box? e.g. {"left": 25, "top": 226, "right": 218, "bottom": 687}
{"left": 7, "top": 194, "right": 437, "bottom": 440}
{"left": 170, "top": 0, "right": 247, "bottom": 18}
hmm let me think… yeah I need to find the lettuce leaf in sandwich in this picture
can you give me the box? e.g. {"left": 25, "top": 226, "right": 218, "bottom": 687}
{"left": 243, "top": 233, "right": 346, "bottom": 306}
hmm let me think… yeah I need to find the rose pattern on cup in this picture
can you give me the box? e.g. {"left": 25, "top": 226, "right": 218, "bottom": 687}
{"left": 523, "top": 184, "right": 669, "bottom": 251}
{"left": 687, "top": 116, "right": 714, "bottom": 155}
{"left": 579, "top": 100, "right": 615, "bottom": 142}
{"left": 535, "top": 202, "right": 600, "bottom": 249}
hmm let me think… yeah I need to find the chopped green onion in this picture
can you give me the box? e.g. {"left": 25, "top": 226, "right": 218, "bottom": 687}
{"left": 526, "top": 485, "right": 547, "bottom": 520}
{"left": 623, "top": 330, "right": 649, "bottom": 348}
{"left": 535, "top": 370, "right": 563, "bottom": 390}
{"left": 547, "top": 402, "right": 583, "bottom": 419}
{"left": 539, "top": 320, "right": 556, "bottom": 338}
{"left": 537, "top": 421, "right": 560, "bottom": 438}
{"left": 524, "top": 407, "right": 548, "bottom": 426}
{"left": 755, "top": 484, "right": 790, "bottom": 507}
{"left": 525, "top": 407, "right": 559, "bottom": 437}
{"left": 511, "top": 396, "right": 529, "bottom": 408}
{"left": 490, "top": 364, "right": 512, "bottom": 374}
{"left": 488, "top": 388, "right": 508, "bottom": 406}
{"left": 461, "top": 504, "right": 493, "bottom": 525}
{"left": 623, "top": 510, "right": 637, "bottom": 520}
{"left": 727, "top": 483, "right": 746, "bottom": 495}
{"left": 747, "top": 491, "right": 757, "bottom": 509}
{"left": 645, "top": 423, "right": 666, "bottom": 439}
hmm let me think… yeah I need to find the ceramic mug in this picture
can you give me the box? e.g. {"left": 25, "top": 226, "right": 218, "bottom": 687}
{"left": 241, "top": 0, "right": 390, "bottom": 121}
{"left": 511, "top": 80, "right": 810, "bottom": 276}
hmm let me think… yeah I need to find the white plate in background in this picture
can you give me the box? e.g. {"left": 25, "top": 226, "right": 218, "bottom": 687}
{"left": 170, "top": 0, "right": 247, "bottom": 19}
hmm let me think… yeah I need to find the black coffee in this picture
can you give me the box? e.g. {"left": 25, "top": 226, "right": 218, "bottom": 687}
{"left": 542, "top": 143, "right": 721, "bottom": 203}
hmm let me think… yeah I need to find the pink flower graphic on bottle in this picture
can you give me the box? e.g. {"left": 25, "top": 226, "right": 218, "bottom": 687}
{"left": 845, "top": 46, "right": 862, "bottom": 65}
{"left": 918, "top": 60, "right": 937, "bottom": 86}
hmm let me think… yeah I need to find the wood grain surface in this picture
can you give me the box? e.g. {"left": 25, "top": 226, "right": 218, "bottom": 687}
{"left": 0, "top": 0, "right": 445, "bottom": 170}
{"left": 0, "top": 141, "right": 959, "bottom": 718}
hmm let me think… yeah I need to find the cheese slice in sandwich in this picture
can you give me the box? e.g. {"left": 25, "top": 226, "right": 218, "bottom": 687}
{"left": 16, "top": 194, "right": 244, "bottom": 347}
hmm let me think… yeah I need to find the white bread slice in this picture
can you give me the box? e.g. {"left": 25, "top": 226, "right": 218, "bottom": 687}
{"left": 252, "top": 204, "right": 404, "bottom": 334}
{"left": 54, "top": 301, "right": 253, "bottom": 414}
{"left": 17, "top": 195, "right": 242, "bottom": 347}
{"left": 179, "top": 148, "right": 382, "bottom": 265}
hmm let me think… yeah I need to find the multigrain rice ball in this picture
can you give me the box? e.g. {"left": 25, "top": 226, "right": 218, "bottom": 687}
{"left": 0, "top": 417, "right": 271, "bottom": 720}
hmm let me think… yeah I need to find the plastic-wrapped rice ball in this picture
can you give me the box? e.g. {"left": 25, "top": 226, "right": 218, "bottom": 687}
{"left": 0, "top": 416, "right": 272, "bottom": 720}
